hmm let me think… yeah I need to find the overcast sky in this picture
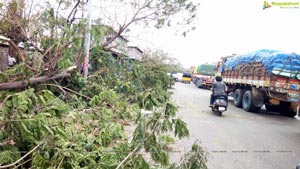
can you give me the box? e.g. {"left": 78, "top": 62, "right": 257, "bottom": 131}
{"left": 127, "top": 0, "right": 300, "bottom": 68}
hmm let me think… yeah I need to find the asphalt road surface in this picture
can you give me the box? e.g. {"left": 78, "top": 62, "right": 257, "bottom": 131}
{"left": 169, "top": 82, "right": 300, "bottom": 169}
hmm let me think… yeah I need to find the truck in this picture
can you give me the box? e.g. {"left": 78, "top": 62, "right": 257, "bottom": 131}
{"left": 217, "top": 49, "right": 300, "bottom": 117}
{"left": 192, "top": 64, "right": 216, "bottom": 89}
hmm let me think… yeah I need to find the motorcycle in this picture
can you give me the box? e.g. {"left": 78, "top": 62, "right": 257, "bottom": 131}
{"left": 211, "top": 95, "right": 228, "bottom": 116}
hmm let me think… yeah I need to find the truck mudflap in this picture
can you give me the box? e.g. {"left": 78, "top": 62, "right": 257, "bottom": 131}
{"left": 298, "top": 98, "right": 300, "bottom": 116}
{"left": 252, "top": 87, "right": 264, "bottom": 107}
{"left": 291, "top": 102, "right": 299, "bottom": 114}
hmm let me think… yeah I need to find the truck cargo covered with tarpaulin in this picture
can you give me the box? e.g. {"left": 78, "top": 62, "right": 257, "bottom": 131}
{"left": 221, "top": 49, "right": 300, "bottom": 79}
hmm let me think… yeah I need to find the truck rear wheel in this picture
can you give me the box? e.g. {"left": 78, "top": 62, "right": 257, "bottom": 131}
{"left": 234, "top": 89, "right": 244, "bottom": 108}
{"left": 242, "top": 90, "right": 261, "bottom": 112}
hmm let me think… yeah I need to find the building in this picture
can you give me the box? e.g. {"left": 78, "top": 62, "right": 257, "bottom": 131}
{"left": 90, "top": 24, "right": 129, "bottom": 57}
{"left": 126, "top": 46, "right": 143, "bottom": 61}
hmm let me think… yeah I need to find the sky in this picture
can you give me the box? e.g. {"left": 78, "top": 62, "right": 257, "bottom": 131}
{"left": 127, "top": 0, "right": 300, "bottom": 68}
{"left": 6, "top": 0, "right": 299, "bottom": 69}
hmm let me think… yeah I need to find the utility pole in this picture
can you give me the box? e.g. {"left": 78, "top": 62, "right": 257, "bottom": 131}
{"left": 84, "top": 0, "right": 92, "bottom": 79}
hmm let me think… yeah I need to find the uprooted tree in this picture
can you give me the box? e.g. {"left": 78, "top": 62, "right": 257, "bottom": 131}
{"left": 0, "top": 0, "right": 207, "bottom": 168}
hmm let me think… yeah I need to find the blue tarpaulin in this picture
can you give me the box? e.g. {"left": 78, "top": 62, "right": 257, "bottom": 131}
{"left": 222, "top": 49, "right": 300, "bottom": 74}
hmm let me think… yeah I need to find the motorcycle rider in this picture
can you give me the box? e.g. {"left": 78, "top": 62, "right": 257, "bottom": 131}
{"left": 209, "top": 76, "right": 228, "bottom": 107}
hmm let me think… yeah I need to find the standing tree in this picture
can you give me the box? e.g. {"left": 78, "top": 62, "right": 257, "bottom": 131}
{"left": 97, "top": 0, "right": 199, "bottom": 48}
{"left": 142, "top": 48, "right": 185, "bottom": 73}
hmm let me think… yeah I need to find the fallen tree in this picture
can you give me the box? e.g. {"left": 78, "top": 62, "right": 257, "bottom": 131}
{"left": 0, "top": 1, "right": 207, "bottom": 168}
{"left": 0, "top": 49, "right": 208, "bottom": 168}
{"left": 0, "top": 66, "right": 77, "bottom": 91}
{"left": 0, "top": 72, "right": 70, "bottom": 90}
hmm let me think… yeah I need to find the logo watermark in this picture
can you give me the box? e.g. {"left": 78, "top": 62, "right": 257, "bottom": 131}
{"left": 263, "top": 1, "right": 300, "bottom": 9}
{"left": 263, "top": 1, "right": 272, "bottom": 9}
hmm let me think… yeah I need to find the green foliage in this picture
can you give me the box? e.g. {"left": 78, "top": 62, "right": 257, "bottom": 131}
{"left": 174, "top": 140, "right": 208, "bottom": 169}
{"left": 0, "top": 88, "right": 134, "bottom": 168}
{"left": 0, "top": 63, "right": 35, "bottom": 82}
{"left": 0, "top": 147, "right": 21, "bottom": 165}
{"left": 0, "top": 49, "right": 206, "bottom": 168}
{"left": 58, "top": 48, "right": 77, "bottom": 70}
{"left": 142, "top": 49, "right": 185, "bottom": 74}
{"left": 0, "top": 0, "right": 24, "bottom": 40}
{"left": 128, "top": 155, "right": 150, "bottom": 169}
{"left": 71, "top": 46, "right": 193, "bottom": 168}
{"left": 173, "top": 118, "right": 190, "bottom": 139}
{"left": 130, "top": 96, "right": 189, "bottom": 167}
{"left": 158, "top": 135, "right": 175, "bottom": 147}
{"left": 1, "top": 89, "right": 68, "bottom": 146}
{"left": 150, "top": 146, "right": 169, "bottom": 166}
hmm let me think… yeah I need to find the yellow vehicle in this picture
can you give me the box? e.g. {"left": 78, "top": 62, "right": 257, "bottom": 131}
{"left": 182, "top": 73, "right": 192, "bottom": 84}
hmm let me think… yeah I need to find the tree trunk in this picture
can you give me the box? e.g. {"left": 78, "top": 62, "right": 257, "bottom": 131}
{"left": 0, "top": 47, "right": 8, "bottom": 72}
{"left": 0, "top": 72, "right": 71, "bottom": 90}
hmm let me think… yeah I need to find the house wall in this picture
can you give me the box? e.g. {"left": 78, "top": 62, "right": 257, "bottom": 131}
{"left": 95, "top": 26, "right": 128, "bottom": 56}
{"left": 127, "top": 48, "right": 143, "bottom": 61}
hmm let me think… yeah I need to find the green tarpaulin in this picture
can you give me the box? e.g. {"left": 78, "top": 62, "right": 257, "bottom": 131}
{"left": 197, "top": 64, "right": 215, "bottom": 75}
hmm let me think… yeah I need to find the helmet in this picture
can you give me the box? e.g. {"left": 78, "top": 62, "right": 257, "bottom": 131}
{"left": 215, "top": 76, "right": 222, "bottom": 82}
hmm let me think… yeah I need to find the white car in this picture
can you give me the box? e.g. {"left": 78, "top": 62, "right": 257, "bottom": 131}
{"left": 176, "top": 73, "right": 183, "bottom": 82}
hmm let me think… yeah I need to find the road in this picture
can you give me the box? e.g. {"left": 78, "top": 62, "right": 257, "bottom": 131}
{"left": 169, "top": 82, "right": 300, "bottom": 169}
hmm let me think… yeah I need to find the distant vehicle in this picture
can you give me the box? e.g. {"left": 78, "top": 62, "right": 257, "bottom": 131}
{"left": 182, "top": 73, "right": 192, "bottom": 84}
{"left": 176, "top": 73, "right": 183, "bottom": 82}
{"left": 170, "top": 73, "right": 178, "bottom": 81}
{"left": 193, "top": 74, "right": 203, "bottom": 88}
{"left": 191, "top": 64, "right": 216, "bottom": 89}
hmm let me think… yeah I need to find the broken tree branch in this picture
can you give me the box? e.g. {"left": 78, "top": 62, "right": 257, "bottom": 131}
{"left": 0, "top": 142, "right": 42, "bottom": 169}
{"left": 43, "top": 83, "right": 92, "bottom": 100}
{"left": 0, "top": 66, "right": 77, "bottom": 91}
{"left": 116, "top": 147, "right": 138, "bottom": 169}
{"left": 0, "top": 35, "right": 25, "bottom": 63}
